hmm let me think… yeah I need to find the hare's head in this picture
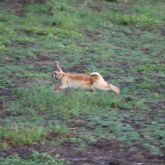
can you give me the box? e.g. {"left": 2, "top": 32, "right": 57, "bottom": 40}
{"left": 51, "top": 61, "right": 64, "bottom": 80}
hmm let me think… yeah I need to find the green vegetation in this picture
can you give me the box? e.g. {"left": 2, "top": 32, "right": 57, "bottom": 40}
{"left": 0, "top": 152, "right": 64, "bottom": 165}
{"left": 0, "top": 126, "right": 46, "bottom": 145}
{"left": 0, "top": 0, "right": 165, "bottom": 164}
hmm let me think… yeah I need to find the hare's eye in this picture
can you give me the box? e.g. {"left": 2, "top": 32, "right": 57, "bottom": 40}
{"left": 54, "top": 72, "right": 57, "bottom": 75}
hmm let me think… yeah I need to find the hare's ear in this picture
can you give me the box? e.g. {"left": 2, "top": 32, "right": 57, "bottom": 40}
{"left": 54, "top": 61, "right": 63, "bottom": 72}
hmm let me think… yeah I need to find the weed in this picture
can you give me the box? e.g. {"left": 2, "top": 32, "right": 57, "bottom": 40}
{"left": 47, "top": 124, "right": 70, "bottom": 135}
{"left": 0, "top": 141, "right": 11, "bottom": 151}
{"left": 0, "top": 125, "right": 46, "bottom": 145}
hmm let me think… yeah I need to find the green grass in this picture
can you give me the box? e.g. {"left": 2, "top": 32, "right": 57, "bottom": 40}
{"left": 0, "top": 122, "right": 71, "bottom": 153}
{"left": 0, "top": 125, "right": 46, "bottom": 145}
{"left": 3, "top": 85, "right": 165, "bottom": 156}
{"left": 0, "top": 0, "right": 165, "bottom": 163}
{"left": 0, "top": 152, "right": 64, "bottom": 165}
{"left": 137, "top": 64, "right": 165, "bottom": 73}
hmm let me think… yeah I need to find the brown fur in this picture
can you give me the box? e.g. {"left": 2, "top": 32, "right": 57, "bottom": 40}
{"left": 52, "top": 61, "right": 120, "bottom": 95}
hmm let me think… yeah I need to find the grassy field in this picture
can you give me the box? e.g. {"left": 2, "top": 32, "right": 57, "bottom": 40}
{"left": 0, "top": 0, "right": 165, "bottom": 164}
